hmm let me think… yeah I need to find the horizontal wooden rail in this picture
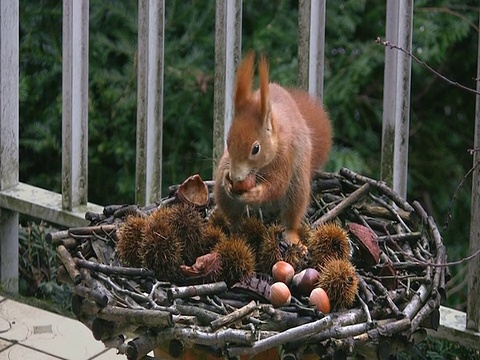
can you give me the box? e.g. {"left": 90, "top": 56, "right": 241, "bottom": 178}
{"left": 428, "top": 306, "right": 480, "bottom": 351}
{"left": 0, "top": 183, "right": 103, "bottom": 228}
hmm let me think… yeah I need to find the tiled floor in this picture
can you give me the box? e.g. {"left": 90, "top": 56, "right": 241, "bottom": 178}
{"left": 0, "top": 295, "right": 120, "bottom": 360}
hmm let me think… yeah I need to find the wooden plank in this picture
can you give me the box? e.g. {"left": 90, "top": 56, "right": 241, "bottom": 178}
{"left": 136, "top": 0, "right": 148, "bottom": 206}
{"left": 308, "top": 0, "right": 326, "bottom": 100}
{"left": 467, "top": 12, "right": 480, "bottom": 332}
{"left": 145, "top": 0, "right": 165, "bottom": 205}
{"left": 136, "top": 0, "right": 165, "bottom": 206}
{"left": 428, "top": 306, "right": 480, "bottom": 351}
{"left": 298, "top": 0, "right": 326, "bottom": 100}
{"left": 380, "top": 0, "right": 413, "bottom": 199}
{"left": 212, "top": 0, "right": 242, "bottom": 169}
{"left": 297, "top": 0, "right": 310, "bottom": 91}
{"left": 0, "top": 0, "right": 19, "bottom": 293}
{"left": 0, "top": 183, "right": 103, "bottom": 228}
{"left": 0, "top": 0, "right": 19, "bottom": 191}
{"left": 62, "top": 0, "right": 89, "bottom": 210}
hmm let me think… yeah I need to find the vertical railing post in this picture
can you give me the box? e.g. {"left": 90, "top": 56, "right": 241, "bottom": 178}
{"left": 62, "top": 0, "right": 89, "bottom": 210}
{"left": 212, "top": 0, "right": 242, "bottom": 169}
{"left": 298, "top": 0, "right": 326, "bottom": 101}
{"left": 0, "top": 0, "right": 19, "bottom": 293}
{"left": 467, "top": 13, "right": 480, "bottom": 333}
{"left": 380, "top": 0, "right": 413, "bottom": 199}
{"left": 135, "top": 0, "right": 165, "bottom": 206}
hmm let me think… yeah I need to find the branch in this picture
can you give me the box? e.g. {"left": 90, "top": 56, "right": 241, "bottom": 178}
{"left": 443, "top": 159, "right": 480, "bottom": 230}
{"left": 376, "top": 37, "right": 480, "bottom": 96}
{"left": 311, "top": 183, "right": 370, "bottom": 227}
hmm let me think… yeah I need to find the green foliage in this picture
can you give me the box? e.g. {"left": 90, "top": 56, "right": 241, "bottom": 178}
{"left": 397, "top": 337, "right": 480, "bottom": 360}
{"left": 18, "top": 221, "right": 72, "bottom": 312}
{"left": 18, "top": 0, "right": 479, "bottom": 311}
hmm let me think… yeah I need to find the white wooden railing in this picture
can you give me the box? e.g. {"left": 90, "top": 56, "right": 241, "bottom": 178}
{"left": 0, "top": 0, "right": 479, "bottom": 349}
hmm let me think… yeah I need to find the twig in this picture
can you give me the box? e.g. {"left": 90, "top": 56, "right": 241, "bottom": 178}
{"left": 74, "top": 284, "right": 109, "bottom": 308}
{"left": 356, "top": 293, "right": 372, "bottom": 324}
{"left": 369, "top": 193, "right": 412, "bottom": 233}
{"left": 97, "top": 305, "right": 173, "bottom": 327}
{"left": 312, "top": 183, "right": 370, "bottom": 227}
{"left": 210, "top": 300, "right": 258, "bottom": 330}
{"left": 174, "top": 303, "right": 222, "bottom": 324}
{"left": 443, "top": 159, "right": 480, "bottom": 230}
{"left": 167, "top": 282, "right": 228, "bottom": 300}
{"left": 68, "top": 224, "right": 117, "bottom": 237}
{"left": 376, "top": 37, "right": 480, "bottom": 96}
{"left": 339, "top": 168, "right": 414, "bottom": 212}
{"left": 56, "top": 245, "right": 81, "bottom": 284}
{"left": 227, "top": 316, "right": 333, "bottom": 357}
{"left": 74, "top": 257, "right": 154, "bottom": 278}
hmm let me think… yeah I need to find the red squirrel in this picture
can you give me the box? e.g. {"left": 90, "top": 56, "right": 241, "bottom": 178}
{"left": 214, "top": 51, "right": 332, "bottom": 246}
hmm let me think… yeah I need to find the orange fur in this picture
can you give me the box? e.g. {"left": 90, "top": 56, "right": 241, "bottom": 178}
{"left": 214, "top": 52, "right": 332, "bottom": 245}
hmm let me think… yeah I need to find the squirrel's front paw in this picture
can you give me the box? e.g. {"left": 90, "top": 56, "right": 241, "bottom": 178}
{"left": 238, "top": 184, "right": 264, "bottom": 204}
{"left": 222, "top": 172, "right": 235, "bottom": 196}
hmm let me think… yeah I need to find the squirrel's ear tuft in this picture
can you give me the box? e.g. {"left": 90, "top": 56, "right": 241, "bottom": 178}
{"left": 258, "top": 55, "right": 272, "bottom": 128}
{"left": 235, "top": 50, "right": 255, "bottom": 109}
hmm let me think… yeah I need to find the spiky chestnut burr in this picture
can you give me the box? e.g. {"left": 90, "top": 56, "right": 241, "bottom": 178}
{"left": 116, "top": 215, "right": 147, "bottom": 267}
{"left": 140, "top": 207, "right": 183, "bottom": 282}
{"left": 255, "top": 224, "right": 283, "bottom": 274}
{"left": 307, "top": 222, "right": 351, "bottom": 267}
{"left": 202, "top": 224, "right": 227, "bottom": 252}
{"left": 238, "top": 216, "right": 268, "bottom": 253}
{"left": 208, "top": 209, "right": 231, "bottom": 235}
{"left": 213, "top": 235, "right": 255, "bottom": 286}
{"left": 168, "top": 203, "right": 206, "bottom": 266}
{"left": 316, "top": 258, "right": 358, "bottom": 309}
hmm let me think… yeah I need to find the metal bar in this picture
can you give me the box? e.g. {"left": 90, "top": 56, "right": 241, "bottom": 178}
{"left": 467, "top": 11, "right": 480, "bottom": 333}
{"left": 0, "top": 0, "right": 19, "bottom": 293}
{"left": 212, "top": 0, "right": 242, "bottom": 170}
{"left": 380, "top": 0, "right": 413, "bottom": 199}
{"left": 62, "top": 0, "right": 89, "bottom": 210}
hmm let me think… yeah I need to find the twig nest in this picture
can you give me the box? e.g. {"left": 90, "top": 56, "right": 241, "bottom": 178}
{"left": 347, "top": 223, "right": 380, "bottom": 266}
{"left": 309, "top": 287, "right": 331, "bottom": 314}
{"left": 317, "top": 258, "right": 358, "bottom": 309}
{"left": 272, "top": 261, "right": 295, "bottom": 285}
{"left": 175, "top": 173, "right": 209, "bottom": 209}
{"left": 307, "top": 222, "right": 351, "bottom": 267}
{"left": 269, "top": 282, "right": 291, "bottom": 307}
{"left": 231, "top": 173, "right": 256, "bottom": 194}
{"left": 291, "top": 268, "right": 320, "bottom": 297}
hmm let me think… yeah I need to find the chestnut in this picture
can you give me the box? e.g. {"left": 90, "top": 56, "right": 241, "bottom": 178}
{"left": 291, "top": 268, "right": 320, "bottom": 297}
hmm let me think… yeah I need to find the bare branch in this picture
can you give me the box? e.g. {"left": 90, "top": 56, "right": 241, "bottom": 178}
{"left": 376, "top": 37, "right": 480, "bottom": 96}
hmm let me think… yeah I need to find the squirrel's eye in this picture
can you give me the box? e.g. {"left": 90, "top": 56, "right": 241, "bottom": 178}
{"left": 251, "top": 142, "right": 261, "bottom": 156}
